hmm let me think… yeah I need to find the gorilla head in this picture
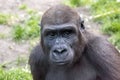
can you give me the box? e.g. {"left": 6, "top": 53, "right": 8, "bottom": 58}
{"left": 29, "top": 5, "right": 120, "bottom": 80}
{"left": 40, "top": 5, "right": 86, "bottom": 66}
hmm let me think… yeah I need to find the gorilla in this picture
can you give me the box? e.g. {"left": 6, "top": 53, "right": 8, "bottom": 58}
{"left": 29, "top": 5, "right": 120, "bottom": 80}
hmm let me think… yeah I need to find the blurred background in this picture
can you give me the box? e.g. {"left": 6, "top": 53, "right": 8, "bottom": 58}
{"left": 0, "top": 0, "right": 120, "bottom": 80}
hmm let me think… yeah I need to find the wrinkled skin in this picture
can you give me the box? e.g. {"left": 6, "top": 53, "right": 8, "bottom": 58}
{"left": 29, "top": 5, "right": 120, "bottom": 80}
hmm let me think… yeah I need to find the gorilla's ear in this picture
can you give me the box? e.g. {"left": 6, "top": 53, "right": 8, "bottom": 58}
{"left": 80, "top": 20, "right": 85, "bottom": 29}
{"left": 78, "top": 14, "right": 85, "bottom": 29}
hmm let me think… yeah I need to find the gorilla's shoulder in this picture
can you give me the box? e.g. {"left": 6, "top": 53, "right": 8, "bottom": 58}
{"left": 84, "top": 30, "right": 107, "bottom": 43}
{"left": 29, "top": 44, "right": 46, "bottom": 65}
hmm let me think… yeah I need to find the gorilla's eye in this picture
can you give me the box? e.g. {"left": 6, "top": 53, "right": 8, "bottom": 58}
{"left": 47, "top": 31, "right": 56, "bottom": 37}
{"left": 62, "top": 29, "right": 74, "bottom": 37}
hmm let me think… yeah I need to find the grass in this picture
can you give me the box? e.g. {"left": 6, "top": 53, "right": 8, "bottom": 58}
{"left": 0, "top": 66, "right": 32, "bottom": 80}
{"left": 0, "top": 56, "right": 32, "bottom": 80}
{"left": 63, "top": 0, "right": 82, "bottom": 7}
{"left": 0, "top": 4, "right": 41, "bottom": 41}
{"left": 110, "top": 32, "right": 120, "bottom": 49}
{"left": 63, "top": 0, "right": 93, "bottom": 7}
{"left": 12, "top": 5, "right": 41, "bottom": 41}
{"left": 101, "top": 20, "right": 120, "bottom": 35}
{"left": 19, "top": 4, "right": 27, "bottom": 10}
{"left": 91, "top": 0, "right": 120, "bottom": 49}
{"left": 0, "top": 13, "right": 11, "bottom": 25}
{"left": 91, "top": 0, "right": 120, "bottom": 14}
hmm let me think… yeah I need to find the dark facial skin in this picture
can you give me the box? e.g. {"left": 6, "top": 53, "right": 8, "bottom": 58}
{"left": 29, "top": 4, "right": 120, "bottom": 80}
{"left": 42, "top": 23, "right": 78, "bottom": 65}
{"left": 40, "top": 5, "right": 86, "bottom": 66}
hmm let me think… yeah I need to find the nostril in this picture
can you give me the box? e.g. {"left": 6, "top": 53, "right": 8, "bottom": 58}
{"left": 61, "top": 49, "right": 67, "bottom": 53}
{"left": 53, "top": 49, "right": 59, "bottom": 53}
{"left": 53, "top": 48, "right": 67, "bottom": 54}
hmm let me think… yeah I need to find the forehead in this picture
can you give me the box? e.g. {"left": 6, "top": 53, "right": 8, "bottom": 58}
{"left": 41, "top": 5, "right": 80, "bottom": 27}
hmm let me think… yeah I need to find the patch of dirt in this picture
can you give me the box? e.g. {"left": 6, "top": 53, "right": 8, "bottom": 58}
{"left": 0, "top": 39, "right": 30, "bottom": 63}
{"left": 0, "top": 0, "right": 62, "bottom": 14}
{"left": 0, "top": 0, "right": 63, "bottom": 65}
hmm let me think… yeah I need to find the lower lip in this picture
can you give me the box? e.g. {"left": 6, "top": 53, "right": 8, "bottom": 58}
{"left": 55, "top": 61, "right": 68, "bottom": 65}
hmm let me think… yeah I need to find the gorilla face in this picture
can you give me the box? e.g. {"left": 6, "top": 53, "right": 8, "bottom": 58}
{"left": 40, "top": 5, "right": 86, "bottom": 66}
{"left": 41, "top": 23, "right": 81, "bottom": 66}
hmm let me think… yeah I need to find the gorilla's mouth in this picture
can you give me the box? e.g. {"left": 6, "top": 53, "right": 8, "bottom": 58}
{"left": 54, "top": 60, "right": 69, "bottom": 65}
{"left": 49, "top": 48, "right": 74, "bottom": 66}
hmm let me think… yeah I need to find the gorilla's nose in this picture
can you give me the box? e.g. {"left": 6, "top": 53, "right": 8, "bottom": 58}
{"left": 53, "top": 47, "right": 67, "bottom": 54}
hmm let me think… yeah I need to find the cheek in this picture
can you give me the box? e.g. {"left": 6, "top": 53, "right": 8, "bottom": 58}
{"left": 68, "top": 36, "right": 82, "bottom": 60}
{"left": 68, "top": 35, "right": 79, "bottom": 48}
{"left": 67, "top": 48, "right": 74, "bottom": 62}
{"left": 43, "top": 38, "right": 55, "bottom": 51}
